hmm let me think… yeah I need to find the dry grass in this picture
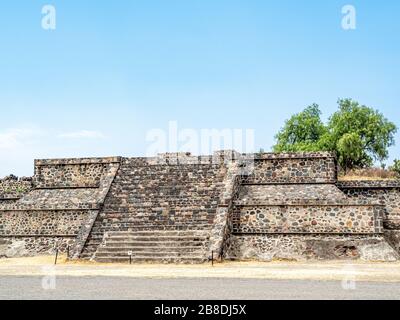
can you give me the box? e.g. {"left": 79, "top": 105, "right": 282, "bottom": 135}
{"left": 339, "top": 167, "right": 399, "bottom": 181}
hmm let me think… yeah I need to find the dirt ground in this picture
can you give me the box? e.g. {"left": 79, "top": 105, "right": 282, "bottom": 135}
{"left": 1, "top": 256, "right": 400, "bottom": 282}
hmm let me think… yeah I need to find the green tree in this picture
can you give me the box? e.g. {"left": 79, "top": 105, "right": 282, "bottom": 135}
{"left": 334, "top": 132, "right": 366, "bottom": 171}
{"left": 272, "top": 99, "right": 397, "bottom": 172}
{"left": 273, "top": 104, "right": 327, "bottom": 152}
{"left": 324, "top": 99, "right": 397, "bottom": 171}
{"left": 390, "top": 159, "right": 400, "bottom": 178}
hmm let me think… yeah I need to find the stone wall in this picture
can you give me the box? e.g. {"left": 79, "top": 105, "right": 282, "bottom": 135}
{"left": 1, "top": 152, "right": 400, "bottom": 262}
{"left": 225, "top": 152, "right": 398, "bottom": 262}
{"left": 208, "top": 160, "right": 242, "bottom": 259}
{"left": 241, "top": 152, "right": 337, "bottom": 184}
{"left": 338, "top": 180, "right": 400, "bottom": 253}
{"left": 225, "top": 234, "right": 398, "bottom": 261}
{"left": 237, "top": 184, "right": 347, "bottom": 204}
{"left": 232, "top": 204, "right": 383, "bottom": 234}
{"left": 0, "top": 210, "right": 87, "bottom": 236}
{"left": 338, "top": 181, "right": 400, "bottom": 221}
{"left": 0, "top": 176, "right": 32, "bottom": 200}
{"left": 0, "top": 237, "right": 74, "bottom": 258}
{"left": 34, "top": 157, "right": 119, "bottom": 189}
{"left": 0, "top": 157, "right": 120, "bottom": 258}
{"left": 0, "top": 208, "right": 85, "bottom": 258}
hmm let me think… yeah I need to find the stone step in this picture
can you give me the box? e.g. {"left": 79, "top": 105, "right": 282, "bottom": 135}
{"left": 94, "top": 256, "right": 207, "bottom": 264}
{"left": 95, "top": 251, "right": 205, "bottom": 259}
{"left": 105, "top": 236, "right": 208, "bottom": 243}
{"left": 99, "top": 224, "right": 213, "bottom": 228}
{"left": 103, "top": 241, "right": 207, "bottom": 247}
{"left": 94, "top": 225, "right": 213, "bottom": 231}
{"left": 96, "top": 246, "right": 205, "bottom": 253}
{"left": 100, "top": 206, "right": 217, "bottom": 210}
{"left": 95, "top": 213, "right": 213, "bottom": 218}
{"left": 91, "top": 229, "right": 210, "bottom": 263}
{"left": 89, "top": 231, "right": 204, "bottom": 237}
{"left": 85, "top": 235, "right": 102, "bottom": 241}
{"left": 93, "top": 216, "right": 213, "bottom": 221}
{"left": 93, "top": 225, "right": 212, "bottom": 231}
{"left": 107, "top": 230, "right": 209, "bottom": 237}
{"left": 106, "top": 230, "right": 209, "bottom": 234}
{"left": 95, "top": 251, "right": 206, "bottom": 258}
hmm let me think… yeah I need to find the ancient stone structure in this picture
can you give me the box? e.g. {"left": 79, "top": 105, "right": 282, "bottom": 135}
{"left": 1, "top": 151, "right": 399, "bottom": 262}
{"left": 338, "top": 181, "right": 400, "bottom": 254}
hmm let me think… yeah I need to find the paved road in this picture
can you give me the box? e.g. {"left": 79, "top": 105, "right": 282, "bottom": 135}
{"left": 0, "top": 276, "right": 399, "bottom": 300}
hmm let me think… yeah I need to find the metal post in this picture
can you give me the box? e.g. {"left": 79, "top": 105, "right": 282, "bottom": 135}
{"left": 128, "top": 251, "right": 132, "bottom": 265}
{"left": 66, "top": 245, "right": 70, "bottom": 260}
{"left": 54, "top": 248, "right": 59, "bottom": 265}
{"left": 211, "top": 250, "right": 214, "bottom": 267}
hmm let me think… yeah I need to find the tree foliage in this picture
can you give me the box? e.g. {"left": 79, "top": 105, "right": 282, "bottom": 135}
{"left": 273, "top": 104, "right": 327, "bottom": 152}
{"left": 391, "top": 159, "right": 400, "bottom": 178}
{"left": 273, "top": 99, "right": 397, "bottom": 172}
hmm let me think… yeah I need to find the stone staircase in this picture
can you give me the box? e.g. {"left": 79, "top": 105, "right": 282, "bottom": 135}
{"left": 81, "top": 221, "right": 213, "bottom": 260}
{"left": 94, "top": 230, "right": 210, "bottom": 263}
{"left": 81, "top": 157, "right": 226, "bottom": 262}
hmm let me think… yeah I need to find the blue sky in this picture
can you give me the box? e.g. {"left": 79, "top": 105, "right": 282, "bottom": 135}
{"left": 0, "top": 0, "right": 399, "bottom": 176}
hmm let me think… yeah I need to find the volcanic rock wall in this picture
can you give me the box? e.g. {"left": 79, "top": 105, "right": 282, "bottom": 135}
{"left": 0, "top": 176, "right": 32, "bottom": 201}
{"left": 0, "top": 157, "right": 120, "bottom": 258}
{"left": 338, "top": 181, "right": 400, "bottom": 253}
{"left": 0, "top": 151, "right": 399, "bottom": 262}
{"left": 224, "top": 153, "right": 398, "bottom": 261}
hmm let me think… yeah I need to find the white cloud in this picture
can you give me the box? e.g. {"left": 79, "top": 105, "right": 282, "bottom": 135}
{"left": 57, "top": 130, "right": 105, "bottom": 139}
{"left": 0, "top": 128, "right": 44, "bottom": 149}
